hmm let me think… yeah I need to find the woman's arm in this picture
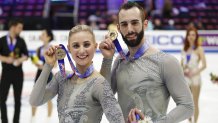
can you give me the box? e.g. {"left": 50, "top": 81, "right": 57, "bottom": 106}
{"left": 195, "top": 47, "right": 207, "bottom": 75}
{"left": 29, "top": 63, "right": 59, "bottom": 106}
{"left": 92, "top": 77, "right": 125, "bottom": 123}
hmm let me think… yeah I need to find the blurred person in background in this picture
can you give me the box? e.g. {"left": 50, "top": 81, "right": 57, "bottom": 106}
{"left": 153, "top": 17, "right": 163, "bottom": 30}
{"left": 181, "top": 27, "right": 207, "bottom": 123}
{"left": 107, "top": 14, "right": 118, "bottom": 31}
{"left": 164, "top": 19, "right": 176, "bottom": 30}
{"left": 30, "top": 29, "right": 54, "bottom": 122}
{"left": 0, "top": 18, "right": 28, "bottom": 123}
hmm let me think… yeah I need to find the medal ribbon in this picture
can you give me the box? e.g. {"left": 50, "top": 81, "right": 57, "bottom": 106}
{"left": 113, "top": 38, "right": 149, "bottom": 61}
{"left": 186, "top": 54, "right": 191, "bottom": 64}
{"left": 126, "top": 41, "right": 149, "bottom": 60}
{"left": 7, "top": 35, "right": 16, "bottom": 52}
{"left": 113, "top": 39, "right": 127, "bottom": 60}
{"left": 57, "top": 44, "right": 94, "bottom": 79}
{"left": 186, "top": 46, "right": 195, "bottom": 65}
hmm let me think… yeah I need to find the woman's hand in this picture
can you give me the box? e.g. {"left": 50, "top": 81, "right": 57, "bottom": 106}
{"left": 184, "top": 69, "right": 190, "bottom": 77}
{"left": 44, "top": 45, "right": 60, "bottom": 67}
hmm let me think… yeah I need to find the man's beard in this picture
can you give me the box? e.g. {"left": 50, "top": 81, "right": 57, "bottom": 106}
{"left": 121, "top": 29, "right": 144, "bottom": 47}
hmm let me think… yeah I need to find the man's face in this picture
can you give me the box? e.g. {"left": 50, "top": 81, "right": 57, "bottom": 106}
{"left": 117, "top": 7, "right": 146, "bottom": 47}
{"left": 13, "top": 23, "right": 23, "bottom": 36}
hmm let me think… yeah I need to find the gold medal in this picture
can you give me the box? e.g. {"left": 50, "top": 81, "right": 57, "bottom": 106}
{"left": 108, "top": 30, "right": 118, "bottom": 41}
{"left": 9, "top": 52, "right": 14, "bottom": 57}
{"left": 56, "top": 48, "right": 66, "bottom": 60}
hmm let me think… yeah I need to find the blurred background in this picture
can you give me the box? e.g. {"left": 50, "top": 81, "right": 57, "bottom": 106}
{"left": 0, "top": 0, "right": 218, "bottom": 30}
{"left": 0, "top": 0, "right": 218, "bottom": 123}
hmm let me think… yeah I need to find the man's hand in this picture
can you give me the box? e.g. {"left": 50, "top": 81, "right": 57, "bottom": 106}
{"left": 99, "top": 34, "right": 115, "bottom": 59}
{"left": 128, "top": 108, "right": 145, "bottom": 123}
{"left": 5, "top": 57, "right": 14, "bottom": 64}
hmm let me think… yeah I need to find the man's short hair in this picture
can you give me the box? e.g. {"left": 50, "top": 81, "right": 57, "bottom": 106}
{"left": 118, "top": 2, "right": 146, "bottom": 22}
{"left": 8, "top": 18, "right": 24, "bottom": 29}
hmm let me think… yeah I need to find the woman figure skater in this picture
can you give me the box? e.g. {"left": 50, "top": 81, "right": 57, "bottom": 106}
{"left": 29, "top": 25, "right": 125, "bottom": 123}
{"left": 31, "top": 29, "right": 54, "bottom": 121}
{"left": 181, "top": 27, "right": 207, "bottom": 123}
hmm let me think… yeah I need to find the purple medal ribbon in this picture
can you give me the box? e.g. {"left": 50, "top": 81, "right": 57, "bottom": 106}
{"left": 126, "top": 41, "right": 149, "bottom": 60}
{"left": 7, "top": 35, "right": 16, "bottom": 52}
{"left": 113, "top": 39, "right": 149, "bottom": 61}
{"left": 57, "top": 44, "right": 94, "bottom": 79}
{"left": 113, "top": 39, "right": 128, "bottom": 60}
{"left": 186, "top": 46, "right": 195, "bottom": 64}
{"left": 186, "top": 54, "right": 191, "bottom": 64}
{"left": 110, "top": 31, "right": 149, "bottom": 61}
{"left": 136, "top": 114, "right": 140, "bottom": 120}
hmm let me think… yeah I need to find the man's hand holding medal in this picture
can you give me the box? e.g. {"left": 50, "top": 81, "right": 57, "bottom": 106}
{"left": 5, "top": 52, "right": 20, "bottom": 66}
{"left": 99, "top": 30, "right": 116, "bottom": 59}
{"left": 128, "top": 108, "right": 153, "bottom": 123}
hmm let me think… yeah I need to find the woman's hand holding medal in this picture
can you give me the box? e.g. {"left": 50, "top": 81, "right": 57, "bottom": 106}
{"left": 44, "top": 45, "right": 62, "bottom": 67}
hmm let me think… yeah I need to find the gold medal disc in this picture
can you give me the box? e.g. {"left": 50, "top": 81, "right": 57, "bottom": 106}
{"left": 108, "top": 30, "right": 118, "bottom": 41}
{"left": 56, "top": 48, "right": 66, "bottom": 60}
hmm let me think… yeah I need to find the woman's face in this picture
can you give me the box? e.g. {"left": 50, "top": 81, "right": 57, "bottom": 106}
{"left": 67, "top": 31, "right": 97, "bottom": 68}
{"left": 39, "top": 30, "right": 50, "bottom": 43}
{"left": 187, "top": 30, "right": 197, "bottom": 45}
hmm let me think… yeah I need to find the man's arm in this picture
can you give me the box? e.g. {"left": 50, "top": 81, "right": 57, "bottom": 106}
{"left": 100, "top": 57, "right": 119, "bottom": 94}
{"left": 0, "top": 55, "right": 14, "bottom": 64}
{"left": 0, "top": 38, "right": 14, "bottom": 64}
{"left": 157, "top": 54, "right": 194, "bottom": 123}
{"left": 99, "top": 34, "right": 117, "bottom": 93}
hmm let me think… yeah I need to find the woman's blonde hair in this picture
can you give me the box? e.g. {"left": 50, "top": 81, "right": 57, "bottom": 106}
{"left": 68, "top": 25, "right": 95, "bottom": 42}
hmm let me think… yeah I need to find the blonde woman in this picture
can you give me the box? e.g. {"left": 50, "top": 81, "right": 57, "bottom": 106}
{"left": 29, "top": 25, "right": 125, "bottom": 123}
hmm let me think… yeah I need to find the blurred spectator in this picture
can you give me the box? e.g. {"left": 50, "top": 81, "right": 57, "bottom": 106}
{"left": 145, "top": 0, "right": 155, "bottom": 17}
{"left": 89, "top": 21, "right": 99, "bottom": 30}
{"left": 107, "top": 14, "right": 118, "bottom": 31}
{"left": 88, "top": 14, "right": 99, "bottom": 30}
{"left": 151, "top": 0, "right": 164, "bottom": 17}
{"left": 0, "top": 7, "right": 3, "bottom": 15}
{"left": 99, "top": 20, "right": 107, "bottom": 30}
{"left": 79, "top": 19, "right": 87, "bottom": 25}
{"left": 195, "top": 2, "right": 206, "bottom": 9}
{"left": 196, "top": 21, "right": 205, "bottom": 30}
{"left": 162, "top": 0, "right": 173, "bottom": 18}
{"left": 164, "top": 19, "right": 176, "bottom": 30}
{"left": 187, "top": 22, "right": 196, "bottom": 29}
{"left": 0, "top": 7, "right": 3, "bottom": 30}
{"left": 153, "top": 17, "right": 163, "bottom": 30}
